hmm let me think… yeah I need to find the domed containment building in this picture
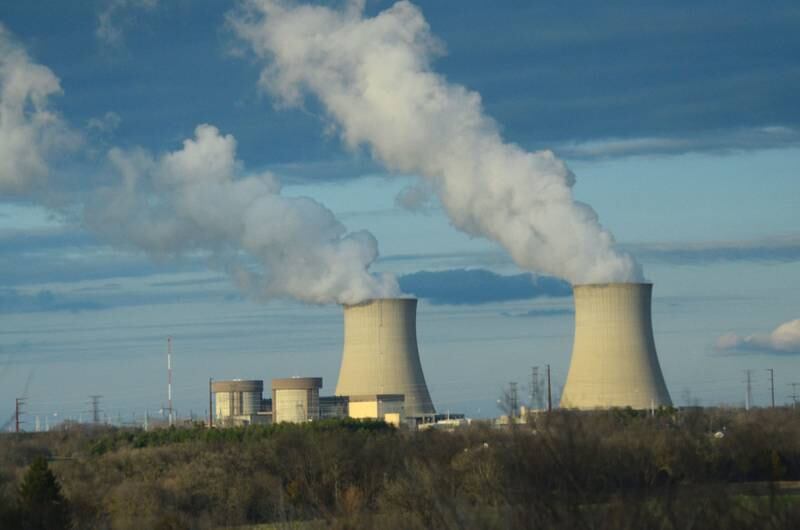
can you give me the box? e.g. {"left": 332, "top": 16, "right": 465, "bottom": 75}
{"left": 212, "top": 379, "right": 264, "bottom": 425}
{"left": 336, "top": 298, "right": 435, "bottom": 417}
{"left": 560, "top": 283, "right": 672, "bottom": 409}
{"left": 272, "top": 377, "right": 322, "bottom": 423}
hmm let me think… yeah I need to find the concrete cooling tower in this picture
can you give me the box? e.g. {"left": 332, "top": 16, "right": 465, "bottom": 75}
{"left": 560, "top": 283, "right": 672, "bottom": 409}
{"left": 336, "top": 298, "right": 436, "bottom": 417}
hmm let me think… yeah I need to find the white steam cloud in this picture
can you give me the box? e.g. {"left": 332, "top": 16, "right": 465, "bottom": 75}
{"left": 0, "top": 26, "right": 395, "bottom": 305}
{"left": 716, "top": 319, "right": 800, "bottom": 355}
{"left": 0, "top": 24, "right": 79, "bottom": 195}
{"left": 87, "top": 124, "right": 398, "bottom": 304}
{"left": 232, "top": 0, "right": 643, "bottom": 285}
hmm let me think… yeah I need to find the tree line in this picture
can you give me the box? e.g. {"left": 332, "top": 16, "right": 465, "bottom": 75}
{"left": 0, "top": 408, "right": 799, "bottom": 529}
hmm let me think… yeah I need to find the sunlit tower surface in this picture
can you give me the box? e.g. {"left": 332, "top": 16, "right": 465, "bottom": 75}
{"left": 336, "top": 298, "right": 435, "bottom": 417}
{"left": 561, "top": 283, "right": 672, "bottom": 410}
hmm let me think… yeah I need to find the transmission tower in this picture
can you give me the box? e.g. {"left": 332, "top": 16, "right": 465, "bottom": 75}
{"left": 509, "top": 382, "right": 518, "bottom": 418}
{"left": 90, "top": 395, "right": 103, "bottom": 425}
{"left": 15, "top": 398, "right": 25, "bottom": 433}
{"left": 530, "top": 366, "right": 542, "bottom": 410}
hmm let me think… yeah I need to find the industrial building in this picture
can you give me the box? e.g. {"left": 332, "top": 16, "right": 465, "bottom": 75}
{"left": 560, "top": 283, "right": 672, "bottom": 409}
{"left": 271, "top": 377, "right": 322, "bottom": 423}
{"left": 347, "top": 394, "right": 405, "bottom": 426}
{"left": 336, "top": 298, "right": 436, "bottom": 417}
{"left": 210, "top": 286, "right": 674, "bottom": 425}
{"left": 211, "top": 379, "right": 269, "bottom": 426}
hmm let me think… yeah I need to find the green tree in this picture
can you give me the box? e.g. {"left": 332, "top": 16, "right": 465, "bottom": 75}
{"left": 17, "top": 457, "right": 71, "bottom": 530}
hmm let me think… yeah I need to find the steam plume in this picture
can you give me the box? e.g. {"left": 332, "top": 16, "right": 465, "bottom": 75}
{"left": 232, "top": 0, "right": 643, "bottom": 284}
{"left": 1, "top": 26, "right": 395, "bottom": 305}
{"left": 87, "top": 124, "right": 398, "bottom": 304}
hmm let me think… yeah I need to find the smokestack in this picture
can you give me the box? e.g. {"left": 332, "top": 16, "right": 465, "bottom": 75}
{"left": 560, "top": 283, "right": 672, "bottom": 409}
{"left": 336, "top": 298, "right": 435, "bottom": 417}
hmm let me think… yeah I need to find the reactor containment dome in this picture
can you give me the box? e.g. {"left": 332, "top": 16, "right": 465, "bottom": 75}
{"left": 336, "top": 298, "right": 435, "bottom": 417}
{"left": 560, "top": 283, "right": 672, "bottom": 410}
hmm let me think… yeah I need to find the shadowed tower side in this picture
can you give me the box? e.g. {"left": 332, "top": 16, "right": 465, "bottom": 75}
{"left": 336, "top": 298, "right": 435, "bottom": 417}
{"left": 561, "top": 283, "right": 672, "bottom": 409}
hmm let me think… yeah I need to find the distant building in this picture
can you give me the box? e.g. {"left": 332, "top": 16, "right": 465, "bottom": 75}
{"left": 211, "top": 380, "right": 269, "bottom": 426}
{"left": 347, "top": 394, "right": 405, "bottom": 427}
{"left": 272, "top": 377, "right": 322, "bottom": 423}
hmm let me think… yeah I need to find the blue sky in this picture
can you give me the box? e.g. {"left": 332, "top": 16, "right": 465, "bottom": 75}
{"left": 1, "top": 1, "right": 799, "bottom": 425}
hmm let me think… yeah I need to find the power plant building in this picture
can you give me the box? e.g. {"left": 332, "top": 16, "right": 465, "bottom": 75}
{"left": 211, "top": 379, "right": 266, "bottom": 426}
{"left": 560, "top": 283, "right": 672, "bottom": 410}
{"left": 336, "top": 298, "right": 435, "bottom": 417}
{"left": 272, "top": 377, "right": 322, "bottom": 423}
{"left": 347, "top": 394, "right": 405, "bottom": 427}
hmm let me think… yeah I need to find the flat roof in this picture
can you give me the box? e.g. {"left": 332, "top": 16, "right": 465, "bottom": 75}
{"left": 211, "top": 380, "right": 263, "bottom": 393}
{"left": 346, "top": 394, "right": 404, "bottom": 402}
{"left": 272, "top": 377, "right": 323, "bottom": 390}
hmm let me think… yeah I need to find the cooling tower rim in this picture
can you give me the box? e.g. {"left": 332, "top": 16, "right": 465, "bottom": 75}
{"left": 342, "top": 296, "right": 417, "bottom": 309}
{"left": 571, "top": 281, "right": 653, "bottom": 288}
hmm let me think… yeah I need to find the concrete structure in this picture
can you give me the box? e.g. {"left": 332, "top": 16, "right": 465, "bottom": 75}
{"left": 212, "top": 380, "right": 264, "bottom": 426}
{"left": 347, "top": 394, "right": 405, "bottom": 426}
{"left": 319, "top": 396, "right": 349, "bottom": 420}
{"left": 272, "top": 377, "right": 322, "bottom": 423}
{"left": 560, "top": 283, "right": 672, "bottom": 409}
{"left": 336, "top": 298, "right": 435, "bottom": 417}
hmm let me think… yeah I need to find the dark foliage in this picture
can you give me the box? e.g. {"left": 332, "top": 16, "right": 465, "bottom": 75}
{"left": 0, "top": 411, "right": 798, "bottom": 529}
{"left": 15, "top": 456, "right": 71, "bottom": 529}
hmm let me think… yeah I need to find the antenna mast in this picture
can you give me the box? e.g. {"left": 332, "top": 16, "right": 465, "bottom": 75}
{"left": 167, "top": 336, "right": 174, "bottom": 426}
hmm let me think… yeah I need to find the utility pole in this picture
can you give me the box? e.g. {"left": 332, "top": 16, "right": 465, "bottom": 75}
{"left": 789, "top": 383, "right": 799, "bottom": 409}
{"left": 167, "top": 336, "right": 174, "bottom": 427}
{"left": 766, "top": 368, "right": 775, "bottom": 408}
{"left": 208, "top": 377, "right": 213, "bottom": 428}
{"left": 546, "top": 364, "right": 552, "bottom": 412}
{"left": 90, "top": 395, "right": 103, "bottom": 424}
{"left": 744, "top": 369, "right": 752, "bottom": 411}
{"left": 15, "top": 398, "right": 25, "bottom": 433}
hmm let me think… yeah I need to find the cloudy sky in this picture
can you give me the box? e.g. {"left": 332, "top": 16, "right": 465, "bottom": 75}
{"left": 1, "top": 0, "right": 799, "bottom": 426}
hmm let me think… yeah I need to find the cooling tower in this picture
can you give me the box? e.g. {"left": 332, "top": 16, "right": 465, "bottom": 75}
{"left": 336, "top": 298, "right": 435, "bottom": 417}
{"left": 560, "top": 283, "right": 672, "bottom": 409}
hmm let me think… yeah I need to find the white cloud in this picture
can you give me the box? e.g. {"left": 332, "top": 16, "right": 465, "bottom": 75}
{"left": 558, "top": 126, "right": 800, "bottom": 159}
{"left": 715, "top": 319, "right": 800, "bottom": 354}
{"left": 87, "top": 111, "right": 121, "bottom": 134}
{"left": 96, "top": 0, "right": 159, "bottom": 47}
{"left": 231, "top": 0, "right": 642, "bottom": 285}
{"left": 0, "top": 24, "right": 79, "bottom": 195}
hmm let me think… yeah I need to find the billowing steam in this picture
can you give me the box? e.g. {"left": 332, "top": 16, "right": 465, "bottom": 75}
{"left": 232, "top": 0, "right": 644, "bottom": 284}
{"left": 86, "top": 125, "right": 398, "bottom": 304}
{"left": 0, "top": 26, "right": 396, "bottom": 305}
